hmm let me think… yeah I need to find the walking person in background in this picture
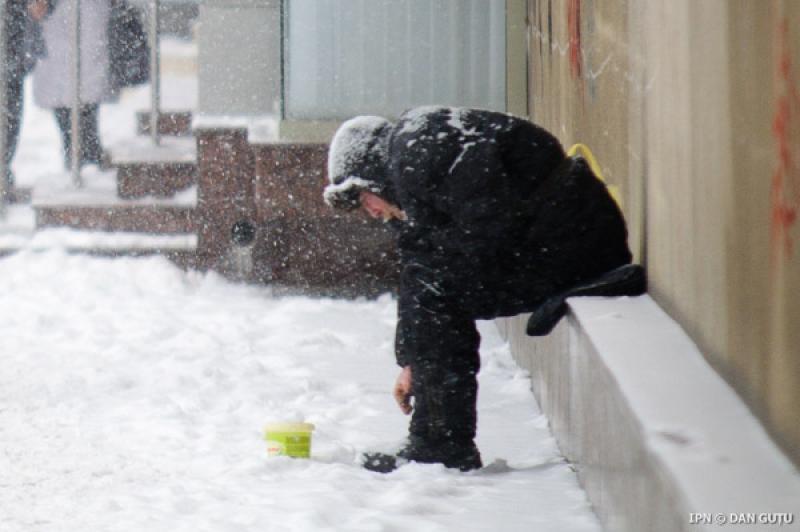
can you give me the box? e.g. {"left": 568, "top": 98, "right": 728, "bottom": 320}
{"left": 3, "top": 0, "right": 41, "bottom": 203}
{"left": 28, "top": 0, "right": 114, "bottom": 170}
{"left": 324, "top": 107, "right": 646, "bottom": 472}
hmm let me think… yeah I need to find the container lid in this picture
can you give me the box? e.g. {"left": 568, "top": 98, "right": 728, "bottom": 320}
{"left": 264, "top": 422, "right": 315, "bottom": 433}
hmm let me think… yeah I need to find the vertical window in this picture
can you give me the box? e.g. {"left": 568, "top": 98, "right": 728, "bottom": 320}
{"left": 284, "top": 0, "right": 506, "bottom": 120}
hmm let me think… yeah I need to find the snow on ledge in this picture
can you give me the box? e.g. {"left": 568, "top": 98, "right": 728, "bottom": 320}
{"left": 109, "top": 136, "right": 197, "bottom": 165}
{"left": 32, "top": 185, "right": 198, "bottom": 208}
{"left": 0, "top": 229, "right": 197, "bottom": 252}
{"left": 568, "top": 295, "right": 800, "bottom": 520}
{"left": 192, "top": 114, "right": 279, "bottom": 136}
{"left": 191, "top": 114, "right": 337, "bottom": 145}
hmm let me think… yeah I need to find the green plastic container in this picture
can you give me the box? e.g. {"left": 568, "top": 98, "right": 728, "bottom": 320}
{"left": 264, "top": 422, "right": 315, "bottom": 458}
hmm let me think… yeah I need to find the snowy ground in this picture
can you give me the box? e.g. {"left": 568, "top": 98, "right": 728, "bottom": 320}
{"left": 0, "top": 40, "right": 602, "bottom": 532}
{"left": 0, "top": 253, "right": 601, "bottom": 532}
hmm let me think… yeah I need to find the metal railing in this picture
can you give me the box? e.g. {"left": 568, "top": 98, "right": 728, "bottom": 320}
{"left": 66, "top": 0, "right": 162, "bottom": 185}
{"left": 149, "top": 0, "right": 160, "bottom": 146}
{"left": 70, "top": 0, "right": 83, "bottom": 187}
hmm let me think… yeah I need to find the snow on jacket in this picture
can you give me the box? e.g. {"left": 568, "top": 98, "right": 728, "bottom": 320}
{"left": 32, "top": 0, "right": 114, "bottom": 108}
{"left": 325, "top": 107, "right": 633, "bottom": 367}
{"left": 390, "top": 107, "right": 633, "bottom": 366}
{"left": 389, "top": 107, "right": 568, "bottom": 264}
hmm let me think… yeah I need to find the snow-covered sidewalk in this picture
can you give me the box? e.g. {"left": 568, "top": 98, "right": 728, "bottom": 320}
{"left": 0, "top": 252, "right": 601, "bottom": 531}
{"left": 1, "top": 36, "right": 600, "bottom": 532}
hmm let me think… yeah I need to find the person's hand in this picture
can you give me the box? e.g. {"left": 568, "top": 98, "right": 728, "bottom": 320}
{"left": 393, "top": 366, "right": 413, "bottom": 415}
{"left": 28, "top": 0, "right": 49, "bottom": 21}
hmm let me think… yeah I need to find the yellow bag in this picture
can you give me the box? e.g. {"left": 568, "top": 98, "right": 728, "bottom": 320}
{"left": 566, "top": 143, "right": 623, "bottom": 208}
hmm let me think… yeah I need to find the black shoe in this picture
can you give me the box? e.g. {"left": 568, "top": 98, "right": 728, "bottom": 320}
{"left": 526, "top": 264, "right": 647, "bottom": 336}
{"left": 363, "top": 437, "right": 483, "bottom": 473}
{"left": 362, "top": 452, "right": 408, "bottom": 473}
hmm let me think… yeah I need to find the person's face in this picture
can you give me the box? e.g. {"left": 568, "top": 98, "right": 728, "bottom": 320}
{"left": 359, "top": 191, "right": 406, "bottom": 222}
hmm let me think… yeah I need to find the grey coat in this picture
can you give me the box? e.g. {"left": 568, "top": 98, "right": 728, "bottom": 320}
{"left": 32, "top": 0, "right": 115, "bottom": 108}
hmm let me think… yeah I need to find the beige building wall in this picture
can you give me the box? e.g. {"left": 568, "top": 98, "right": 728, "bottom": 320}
{"left": 527, "top": 0, "right": 800, "bottom": 464}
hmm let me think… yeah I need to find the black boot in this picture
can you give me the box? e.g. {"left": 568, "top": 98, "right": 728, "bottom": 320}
{"left": 365, "top": 305, "right": 483, "bottom": 473}
{"left": 526, "top": 263, "right": 647, "bottom": 336}
{"left": 79, "top": 105, "right": 104, "bottom": 166}
{"left": 54, "top": 107, "right": 73, "bottom": 169}
{"left": 364, "top": 382, "right": 483, "bottom": 473}
{"left": 363, "top": 436, "right": 482, "bottom": 473}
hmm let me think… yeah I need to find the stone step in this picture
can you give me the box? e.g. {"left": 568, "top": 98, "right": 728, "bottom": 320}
{"left": 117, "top": 162, "right": 197, "bottom": 200}
{"left": 0, "top": 228, "right": 197, "bottom": 252}
{"left": 0, "top": 229, "right": 197, "bottom": 268}
{"left": 109, "top": 137, "right": 197, "bottom": 199}
{"left": 33, "top": 178, "right": 197, "bottom": 234}
{"left": 136, "top": 110, "right": 193, "bottom": 137}
{"left": 35, "top": 203, "right": 195, "bottom": 234}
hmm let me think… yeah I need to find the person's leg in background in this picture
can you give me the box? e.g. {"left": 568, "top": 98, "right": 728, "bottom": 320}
{"left": 79, "top": 104, "right": 102, "bottom": 165}
{"left": 53, "top": 104, "right": 102, "bottom": 169}
{"left": 3, "top": 0, "right": 27, "bottom": 201}
{"left": 3, "top": 66, "right": 24, "bottom": 194}
{"left": 53, "top": 107, "right": 72, "bottom": 169}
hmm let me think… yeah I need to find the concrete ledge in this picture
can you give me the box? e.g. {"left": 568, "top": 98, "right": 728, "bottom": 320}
{"left": 497, "top": 295, "right": 800, "bottom": 532}
{"left": 191, "top": 115, "right": 340, "bottom": 145}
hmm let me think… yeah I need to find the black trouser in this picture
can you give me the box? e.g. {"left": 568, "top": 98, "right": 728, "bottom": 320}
{"left": 3, "top": 67, "right": 24, "bottom": 189}
{"left": 54, "top": 105, "right": 103, "bottom": 168}
{"left": 399, "top": 246, "right": 629, "bottom": 448}
{"left": 408, "top": 313, "right": 481, "bottom": 446}
{"left": 397, "top": 157, "right": 634, "bottom": 449}
{"left": 398, "top": 263, "right": 488, "bottom": 447}
{"left": 3, "top": 0, "right": 27, "bottom": 190}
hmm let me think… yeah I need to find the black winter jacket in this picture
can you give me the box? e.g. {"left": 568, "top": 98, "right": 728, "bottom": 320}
{"left": 386, "top": 108, "right": 632, "bottom": 367}
{"left": 4, "top": 0, "right": 47, "bottom": 76}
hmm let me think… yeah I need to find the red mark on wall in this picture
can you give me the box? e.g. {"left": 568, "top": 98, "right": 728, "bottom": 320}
{"left": 567, "top": 0, "right": 582, "bottom": 80}
{"left": 770, "top": 18, "right": 800, "bottom": 263}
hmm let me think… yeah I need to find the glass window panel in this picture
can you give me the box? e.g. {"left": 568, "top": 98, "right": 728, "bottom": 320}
{"left": 284, "top": 0, "right": 506, "bottom": 120}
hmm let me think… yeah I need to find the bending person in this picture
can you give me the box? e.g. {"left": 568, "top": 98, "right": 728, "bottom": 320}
{"left": 323, "top": 107, "right": 645, "bottom": 472}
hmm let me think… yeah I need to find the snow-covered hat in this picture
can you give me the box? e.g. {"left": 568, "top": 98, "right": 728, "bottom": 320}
{"left": 324, "top": 116, "right": 394, "bottom": 210}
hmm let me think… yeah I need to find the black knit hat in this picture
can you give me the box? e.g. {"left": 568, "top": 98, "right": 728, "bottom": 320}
{"left": 324, "top": 116, "right": 395, "bottom": 210}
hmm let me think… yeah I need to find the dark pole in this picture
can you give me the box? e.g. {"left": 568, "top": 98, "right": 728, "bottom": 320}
{"left": 71, "top": 0, "right": 83, "bottom": 187}
{"left": 0, "top": 0, "right": 8, "bottom": 211}
{"left": 149, "top": 0, "right": 160, "bottom": 145}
